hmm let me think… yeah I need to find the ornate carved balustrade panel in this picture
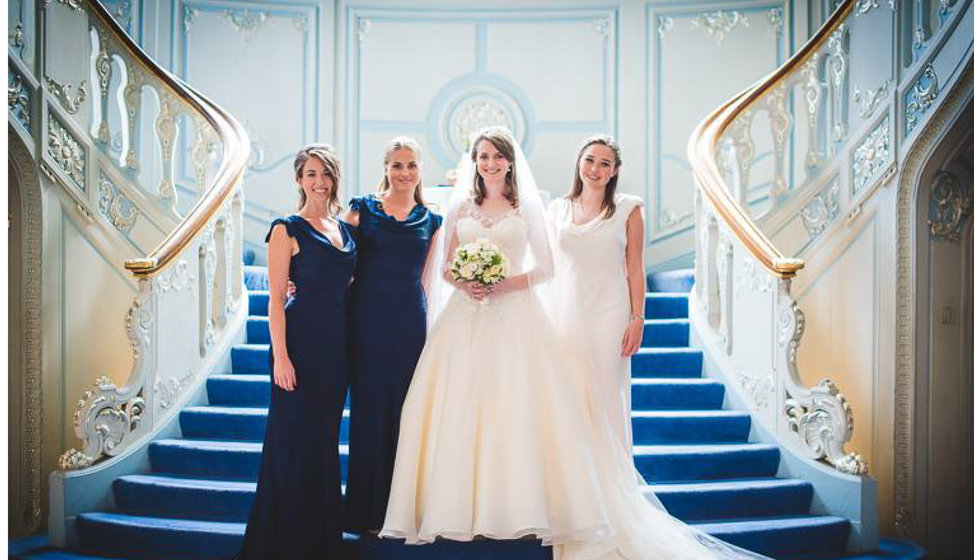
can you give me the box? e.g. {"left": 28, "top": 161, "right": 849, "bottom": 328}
{"left": 12, "top": 0, "right": 249, "bottom": 472}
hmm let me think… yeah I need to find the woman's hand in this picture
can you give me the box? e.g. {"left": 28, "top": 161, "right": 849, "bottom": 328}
{"left": 457, "top": 280, "right": 488, "bottom": 301}
{"left": 620, "top": 316, "right": 644, "bottom": 357}
{"left": 273, "top": 356, "right": 297, "bottom": 391}
{"left": 485, "top": 276, "right": 525, "bottom": 298}
{"left": 286, "top": 280, "right": 296, "bottom": 298}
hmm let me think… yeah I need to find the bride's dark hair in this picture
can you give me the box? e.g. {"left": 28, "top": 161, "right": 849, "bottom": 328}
{"left": 470, "top": 127, "right": 519, "bottom": 208}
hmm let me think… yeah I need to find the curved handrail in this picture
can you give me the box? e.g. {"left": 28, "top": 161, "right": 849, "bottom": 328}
{"left": 82, "top": 0, "right": 250, "bottom": 277}
{"left": 687, "top": 0, "right": 856, "bottom": 278}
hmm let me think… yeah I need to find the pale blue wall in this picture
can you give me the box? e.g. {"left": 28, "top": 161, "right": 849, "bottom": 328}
{"left": 123, "top": 0, "right": 810, "bottom": 266}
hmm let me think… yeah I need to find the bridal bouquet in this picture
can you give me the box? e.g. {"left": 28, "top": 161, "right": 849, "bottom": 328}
{"left": 451, "top": 238, "right": 508, "bottom": 288}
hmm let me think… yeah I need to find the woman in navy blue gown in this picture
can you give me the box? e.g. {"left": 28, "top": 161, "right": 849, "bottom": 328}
{"left": 238, "top": 144, "right": 356, "bottom": 559}
{"left": 342, "top": 137, "right": 443, "bottom": 533}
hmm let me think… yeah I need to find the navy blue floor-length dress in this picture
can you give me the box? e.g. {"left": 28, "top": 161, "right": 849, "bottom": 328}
{"left": 344, "top": 194, "right": 442, "bottom": 532}
{"left": 238, "top": 215, "right": 356, "bottom": 559}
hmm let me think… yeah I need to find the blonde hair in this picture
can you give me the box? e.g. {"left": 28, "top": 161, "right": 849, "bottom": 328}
{"left": 293, "top": 143, "right": 342, "bottom": 215}
{"left": 565, "top": 134, "right": 622, "bottom": 219}
{"left": 376, "top": 136, "right": 426, "bottom": 205}
{"left": 469, "top": 127, "right": 518, "bottom": 207}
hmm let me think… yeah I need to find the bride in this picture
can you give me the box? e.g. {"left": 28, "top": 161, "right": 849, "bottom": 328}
{"left": 380, "top": 127, "right": 768, "bottom": 560}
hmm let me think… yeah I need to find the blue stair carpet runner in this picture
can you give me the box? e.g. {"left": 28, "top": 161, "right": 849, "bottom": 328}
{"left": 11, "top": 268, "right": 924, "bottom": 560}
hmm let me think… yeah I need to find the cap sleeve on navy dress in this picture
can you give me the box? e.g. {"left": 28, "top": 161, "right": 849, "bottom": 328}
{"left": 265, "top": 216, "right": 296, "bottom": 244}
{"left": 348, "top": 196, "right": 366, "bottom": 214}
{"left": 430, "top": 211, "right": 444, "bottom": 234}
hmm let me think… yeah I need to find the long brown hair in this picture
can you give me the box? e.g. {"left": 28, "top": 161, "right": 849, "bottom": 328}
{"left": 470, "top": 127, "right": 519, "bottom": 207}
{"left": 293, "top": 143, "right": 342, "bottom": 215}
{"left": 376, "top": 136, "right": 426, "bottom": 205}
{"left": 566, "top": 134, "right": 622, "bottom": 219}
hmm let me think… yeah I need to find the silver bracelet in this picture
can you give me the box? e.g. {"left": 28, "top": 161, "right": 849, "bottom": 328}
{"left": 629, "top": 313, "right": 644, "bottom": 322}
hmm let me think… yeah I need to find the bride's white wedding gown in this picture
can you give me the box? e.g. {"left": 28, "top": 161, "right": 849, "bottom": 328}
{"left": 380, "top": 200, "right": 766, "bottom": 560}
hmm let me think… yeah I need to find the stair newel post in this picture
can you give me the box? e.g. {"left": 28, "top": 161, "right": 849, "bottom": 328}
{"left": 57, "top": 279, "right": 155, "bottom": 470}
{"left": 776, "top": 277, "right": 869, "bottom": 475}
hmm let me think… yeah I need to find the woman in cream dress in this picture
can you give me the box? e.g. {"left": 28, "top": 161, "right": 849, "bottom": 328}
{"left": 381, "top": 127, "right": 767, "bottom": 560}
{"left": 548, "top": 135, "right": 645, "bottom": 457}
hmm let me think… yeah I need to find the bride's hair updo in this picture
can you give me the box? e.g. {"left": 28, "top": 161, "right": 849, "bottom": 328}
{"left": 470, "top": 127, "right": 519, "bottom": 208}
{"left": 566, "top": 134, "right": 622, "bottom": 219}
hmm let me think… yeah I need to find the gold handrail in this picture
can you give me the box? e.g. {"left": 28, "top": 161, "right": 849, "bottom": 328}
{"left": 687, "top": 0, "right": 856, "bottom": 278}
{"left": 81, "top": 0, "right": 250, "bottom": 277}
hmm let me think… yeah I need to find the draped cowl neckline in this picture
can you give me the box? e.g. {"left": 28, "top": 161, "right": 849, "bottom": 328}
{"left": 361, "top": 194, "right": 432, "bottom": 232}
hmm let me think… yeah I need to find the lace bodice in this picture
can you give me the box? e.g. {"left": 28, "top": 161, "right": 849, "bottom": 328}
{"left": 455, "top": 203, "right": 530, "bottom": 274}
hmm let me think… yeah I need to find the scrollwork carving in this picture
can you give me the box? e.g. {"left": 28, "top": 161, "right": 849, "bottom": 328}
{"left": 785, "top": 380, "right": 868, "bottom": 475}
{"left": 691, "top": 10, "right": 749, "bottom": 45}
{"left": 155, "top": 259, "right": 194, "bottom": 292}
{"left": 657, "top": 16, "right": 674, "bottom": 39}
{"left": 111, "top": 0, "right": 132, "bottom": 30}
{"left": 735, "top": 257, "right": 775, "bottom": 296}
{"left": 8, "top": 70, "right": 31, "bottom": 128}
{"left": 594, "top": 16, "right": 611, "bottom": 37}
{"left": 767, "top": 8, "right": 783, "bottom": 30}
{"left": 928, "top": 171, "right": 972, "bottom": 242}
{"left": 738, "top": 368, "right": 775, "bottom": 413}
{"left": 98, "top": 174, "right": 139, "bottom": 234}
{"left": 855, "top": 0, "right": 880, "bottom": 15}
{"left": 852, "top": 116, "right": 890, "bottom": 195}
{"left": 800, "top": 180, "right": 841, "bottom": 237}
{"left": 905, "top": 64, "right": 938, "bottom": 133}
{"left": 853, "top": 80, "right": 890, "bottom": 118}
{"left": 46, "top": 77, "right": 87, "bottom": 114}
{"left": 292, "top": 14, "right": 309, "bottom": 34}
{"left": 44, "top": 0, "right": 84, "bottom": 11}
{"left": 10, "top": 22, "right": 25, "bottom": 52}
{"left": 357, "top": 17, "right": 371, "bottom": 43}
{"left": 776, "top": 280, "right": 868, "bottom": 474}
{"left": 63, "top": 376, "right": 146, "bottom": 464}
{"left": 154, "top": 369, "right": 194, "bottom": 410}
{"left": 183, "top": 6, "right": 199, "bottom": 31}
{"left": 58, "top": 448, "right": 94, "bottom": 470}
{"left": 221, "top": 9, "right": 268, "bottom": 42}
{"left": 660, "top": 208, "right": 694, "bottom": 229}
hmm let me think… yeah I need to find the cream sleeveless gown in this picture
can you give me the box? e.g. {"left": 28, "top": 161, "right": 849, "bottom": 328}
{"left": 548, "top": 193, "right": 643, "bottom": 456}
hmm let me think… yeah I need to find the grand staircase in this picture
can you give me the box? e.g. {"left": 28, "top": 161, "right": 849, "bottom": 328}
{"left": 11, "top": 266, "right": 924, "bottom": 560}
